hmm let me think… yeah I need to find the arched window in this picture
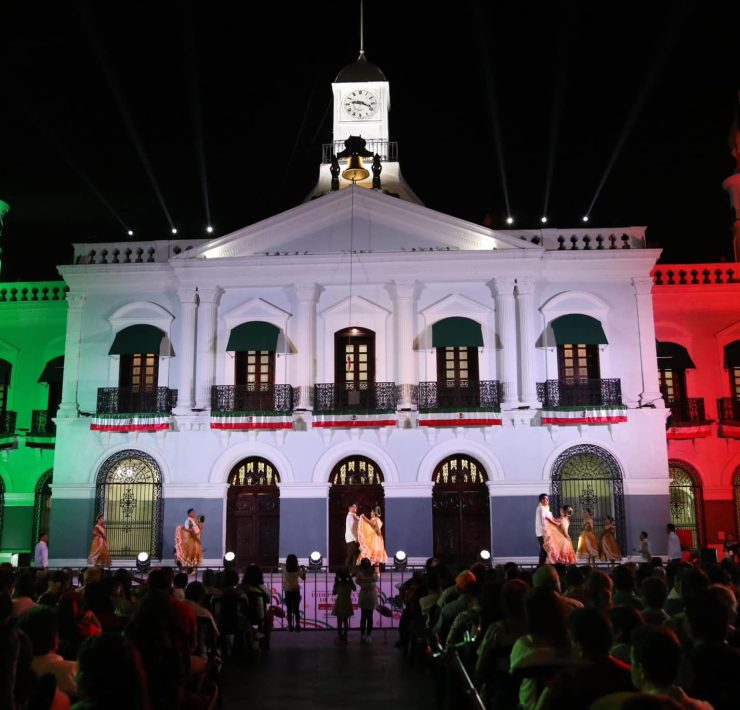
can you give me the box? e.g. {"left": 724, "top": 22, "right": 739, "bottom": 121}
{"left": 95, "top": 450, "right": 162, "bottom": 559}
{"left": 226, "top": 457, "right": 280, "bottom": 568}
{"left": 551, "top": 444, "right": 626, "bottom": 553}
{"left": 330, "top": 455, "right": 384, "bottom": 485}
{"left": 669, "top": 460, "right": 704, "bottom": 550}
{"left": 432, "top": 455, "right": 490, "bottom": 565}
{"left": 32, "top": 470, "right": 53, "bottom": 547}
{"left": 432, "top": 317, "right": 483, "bottom": 408}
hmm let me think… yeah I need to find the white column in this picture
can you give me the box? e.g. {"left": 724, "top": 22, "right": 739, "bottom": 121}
{"left": 387, "top": 280, "right": 418, "bottom": 409}
{"left": 293, "top": 283, "right": 320, "bottom": 409}
{"left": 194, "top": 286, "right": 223, "bottom": 411}
{"left": 489, "top": 277, "right": 520, "bottom": 408}
{"left": 173, "top": 287, "right": 198, "bottom": 414}
{"left": 57, "top": 292, "right": 87, "bottom": 418}
{"left": 516, "top": 278, "right": 539, "bottom": 407}
{"left": 632, "top": 277, "right": 664, "bottom": 408}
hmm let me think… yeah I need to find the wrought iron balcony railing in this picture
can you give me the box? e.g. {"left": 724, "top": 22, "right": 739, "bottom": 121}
{"left": 314, "top": 382, "right": 397, "bottom": 412}
{"left": 0, "top": 410, "right": 17, "bottom": 435}
{"left": 322, "top": 140, "right": 398, "bottom": 164}
{"left": 30, "top": 410, "right": 56, "bottom": 436}
{"left": 536, "top": 378, "right": 622, "bottom": 408}
{"left": 717, "top": 397, "right": 740, "bottom": 422}
{"left": 666, "top": 398, "right": 708, "bottom": 425}
{"left": 96, "top": 387, "right": 178, "bottom": 414}
{"left": 417, "top": 380, "right": 502, "bottom": 410}
{"left": 211, "top": 384, "right": 294, "bottom": 412}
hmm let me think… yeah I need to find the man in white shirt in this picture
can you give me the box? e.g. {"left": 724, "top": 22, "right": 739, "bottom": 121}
{"left": 344, "top": 503, "right": 359, "bottom": 572}
{"left": 34, "top": 532, "right": 49, "bottom": 570}
{"left": 535, "top": 493, "right": 554, "bottom": 565}
{"left": 666, "top": 523, "right": 682, "bottom": 562}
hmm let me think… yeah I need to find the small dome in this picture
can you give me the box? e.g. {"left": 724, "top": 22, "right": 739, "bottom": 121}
{"left": 335, "top": 52, "right": 386, "bottom": 83}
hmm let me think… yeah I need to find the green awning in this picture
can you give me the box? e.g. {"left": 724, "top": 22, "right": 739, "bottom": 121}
{"left": 657, "top": 341, "right": 695, "bottom": 370}
{"left": 551, "top": 314, "right": 608, "bottom": 345}
{"left": 432, "top": 317, "right": 484, "bottom": 348}
{"left": 38, "top": 356, "right": 64, "bottom": 383}
{"left": 725, "top": 340, "right": 740, "bottom": 368}
{"left": 109, "top": 325, "right": 172, "bottom": 356}
{"left": 226, "top": 321, "right": 280, "bottom": 352}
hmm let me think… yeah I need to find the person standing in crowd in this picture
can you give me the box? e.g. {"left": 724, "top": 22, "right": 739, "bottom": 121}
{"left": 638, "top": 531, "right": 652, "bottom": 563}
{"left": 331, "top": 566, "right": 355, "bottom": 645}
{"left": 175, "top": 508, "right": 203, "bottom": 569}
{"left": 666, "top": 523, "right": 682, "bottom": 563}
{"left": 282, "top": 553, "right": 305, "bottom": 632}
{"left": 87, "top": 515, "right": 111, "bottom": 567}
{"left": 34, "top": 532, "right": 49, "bottom": 571}
{"left": 535, "top": 493, "right": 554, "bottom": 566}
{"left": 356, "top": 558, "right": 379, "bottom": 644}
{"left": 344, "top": 503, "right": 360, "bottom": 572}
{"left": 599, "top": 515, "right": 622, "bottom": 563}
{"left": 723, "top": 532, "right": 738, "bottom": 562}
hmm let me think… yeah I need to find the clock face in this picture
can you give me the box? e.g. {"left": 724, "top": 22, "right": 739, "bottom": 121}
{"left": 343, "top": 89, "right": 378, "bottom": 119}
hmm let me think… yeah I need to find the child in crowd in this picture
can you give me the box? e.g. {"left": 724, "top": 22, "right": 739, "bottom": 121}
{"left": 355, "top": 558, "right": 379, "bottom": 645}
{"left": 332, "top": 567, "right": 356, "bottom": 645}
{"left": 282, "top": 554, "right": 306, "bottom": 632}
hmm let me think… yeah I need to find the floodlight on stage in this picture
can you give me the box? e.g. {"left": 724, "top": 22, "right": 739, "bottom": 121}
{"left": 308, "top": 551, "right": 322, "bottom": 570}
{"left": 582, "top": 215, "right": 589, "bottom": 223}
{"left": 171, "top": 227, "right": 178, "bottom": 234}
{"left": 541, "top": 216, "right": 548, "bottom": 224}
{"left": 223, "top": 551, "right": 236, "bottom": 569}
{"left": 206, "top": 225, "right": 214, "bottom": 233}
{"left": 506, "top": 216, "right": 514, "bottom": 225}
{"left": 136, "top": 551, "right": 150, "bottom": 572}
{"left": 394, "top": 550, "right": 408, "bottom": 570}
{"left": 479, "top": 549, "right": 492, "bottom": 565}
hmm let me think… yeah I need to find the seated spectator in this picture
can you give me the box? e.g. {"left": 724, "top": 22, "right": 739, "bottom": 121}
{"left": 173, "top": 572, "right": 189, "bottom": 601}
{"left": 83, "top": 581, "right": 124, "bottom": 633}
{"left": 640, "top": 576, "right": 669, "bottom": 626}
{"left": 433, "top": 569, "right": 477, "bottom": 644}
{"left": 418, "top": 569, "right": 442, "bottom": 626}
{"left": 533, "top": 564, "right": 582, "bottom": 612}
{"left": 56, "top": 591, "right": 102, "bottom": 661}
{"left": 12, "top": 572, "right": 38, "bottom": 617}
{"left": 613, "top": 566, "right": 644, "bottom": 610}
{"left": 73, "top": 633, "right": 149, "bottom": 710}
{"left": 536, "top": 607, "right": 633, "bottom": 710}
{"left": 212, "top": 569, "right": 248, "bottom": 658}
{"left": 608, "top": 605, "right": 644, "bottom": 664}
{"left": 563, "top": 566, "right": 588, "bottom": 606}
{"left": 585, "top": 570, "right": 614, "bottom": 611}
{"left": 38, "top": 570, "right": 70, "bottom": 607}
{"left": 19, "top": 605, "right": 78, "bottom": 699}
{"left": 445, "top": 580, "right": 482, "bottom": 650}
{"left": 185, "top": 581, "right": 220, "bottom": 659}
{"left": 0, "top": 592, "right": 38, "bottom": 710}
{"left": 242, "top": 564, "right": 273, "bottom": 649}
{"left": 592, "top": 625, "right": 710, "bottom": 710}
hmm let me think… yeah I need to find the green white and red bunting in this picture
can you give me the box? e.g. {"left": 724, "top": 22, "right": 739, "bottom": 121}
{"left": 90, "top": 414, "right": 171, "bottom": 432}
{"left": 719, "top": 423, "right": 740, "bottom": 439}
{"left": 211, "top": 413, "right": 293, "bottom": 430}
{"left": 667, "top": 425, "right": 712, "bottom": 440}
{"left": 312, "top": 412, "right": 397, "bottom": 428}
{"left": 541, "top": 406, "right": 628, "bottom": 425}
{"left": 418, "top": 409, "right": 502, "bottom": 427}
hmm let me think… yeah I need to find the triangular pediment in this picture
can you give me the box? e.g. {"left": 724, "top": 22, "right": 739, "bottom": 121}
{"left": 174, "top": 187, "right": 541, "bottom": 261}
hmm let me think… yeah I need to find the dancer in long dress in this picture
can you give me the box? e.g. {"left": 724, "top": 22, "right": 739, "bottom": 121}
{"left": 576, "top": 508, "right": 599, "bottom": 564}
{"left": 542, "top": 506, "right": 577, "bottom": 565}
{"left": 87, "top": 514, "right": 111, "bottom": 566}
{"left": 175, "top": 508, "right": 204, "bottom": 568}
{"left": 599, "top": 515, "right": 622, "bottom": 563}
{"left": 356, "top": 506, "right": 388, "bottom": 566}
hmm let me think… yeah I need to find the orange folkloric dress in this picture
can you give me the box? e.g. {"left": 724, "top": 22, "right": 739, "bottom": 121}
{"left": 543, "top": 517, "right": 577, "bottom": 565}
{"left": 87, "top": 524, "right": 111, "bottom": 566}
{"left": 599, "top": 523, "right": 622, "bottom": 562}
{"left": 175, "top": 518, "right": 203, "bottom": 567}
{"left": 576, "top": 517, "right": 599, "bottom": 561}
{"left": 356, "top": 515, "right": 388, "bottom": 566}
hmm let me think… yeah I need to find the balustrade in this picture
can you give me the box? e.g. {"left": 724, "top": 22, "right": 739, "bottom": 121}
{"left": 96, "top": 387, "right": 178, "bottom": 414}
{"left": 536, "top": 379, "right": 622, "bottom": 408}
{"left": 211, "top": 384, "right": 293, "bottom": 412}
{"left": 417, "top": 380, "right": 502, "bottom": 410}
{"left": 313, "top": 382, "right": 397, "bottom": 411}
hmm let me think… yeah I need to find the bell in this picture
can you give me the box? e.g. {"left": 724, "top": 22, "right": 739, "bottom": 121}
{"left": 342, "top": 154, "right": 370, "bottom": 182}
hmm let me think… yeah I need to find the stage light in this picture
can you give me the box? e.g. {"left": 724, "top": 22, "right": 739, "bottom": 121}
{"left": 206, "top": 225, "right": 214, "bottom": 233}
{"left": 223, "top": 551, "right": 236, "bottom": 569}
{"left": 582, "top": 215, "right": 589, "bottom": 223}
{"left": 127, "top": 229, "right": 134, "bottom": 236}
{"left": 540, "top": 216, "right": 548, "bottom": 224}
{"left": 136, "top": 551, "right": 150, "bottom": 572}
{"left": 171, "top": 227, "right": 178, "bottom": 234}
{"left": 394, "top": 550, "right": 408, "bottom": 570}
{"left": 308, "top": 551, "right": 322, "bottom": 570}
{"left": 506, "top": 216, "right": 514, "bottom": 225}
{"left": 479, "top": 549, "right": 492, "bottom": 565}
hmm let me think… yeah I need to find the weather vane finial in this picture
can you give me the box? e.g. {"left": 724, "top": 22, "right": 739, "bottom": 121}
{"left": 359, "top": 0, "right": 365, "bottom": 59}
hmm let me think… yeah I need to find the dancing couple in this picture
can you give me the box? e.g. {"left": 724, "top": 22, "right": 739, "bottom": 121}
{"left": 535, "top": 493, "right": 576, "bottom": 565}
{"left": 344, "top": 502, "right": 388, "bottom": 572}
{"left": 175, "top": 508, "right": 204, "bottom": 568}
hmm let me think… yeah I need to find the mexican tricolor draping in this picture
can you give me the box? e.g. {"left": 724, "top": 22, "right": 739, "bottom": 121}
{"left": 312, "top": 411, "right": 397, "bottom": 428}
{"left": 210, "top": 412, "right": 293, "bottom": 430}
{"left": 0, "top": 434, "right": 15, "bottom": 449}
{"left": 418, "top": 408, "right": 502, "bottom": 427}
{"left": 719, "top": 423, "right": 740, "bottom": 439}
{"left": 90, "top": 413, "right": 171, "bottom": 432}
{"left": 667, "top": 425, "right": 712, "bottom": 440}
{"left": 540, "top": 405, "right": 628, "bottom": 425}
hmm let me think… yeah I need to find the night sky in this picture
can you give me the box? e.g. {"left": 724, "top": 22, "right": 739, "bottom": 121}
{"left": 1, "top": 1, "right": 738, "bottom": 281}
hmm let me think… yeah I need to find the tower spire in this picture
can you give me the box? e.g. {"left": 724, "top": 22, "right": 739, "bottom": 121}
{"left": 359, "top": 0, "right": 365, "bottom": 59}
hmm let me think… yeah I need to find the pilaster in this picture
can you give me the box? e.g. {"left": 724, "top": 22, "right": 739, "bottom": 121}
{"left": 489, "top": 277, "right": 520, "bottom": 408}
{"left": 57, "top": 292, "right": 87, "bottom": 419}
{"left": 292, "top": 283, "right": 321, "bottom": 409}
{"left": 516, "top": 278, "right": 539, "bottom": 407}
{"left": 194, "top": 286, "right": 223, "bottom": 411}
{"left": 387, "top": 280, "right": 420, "bottom": 409}
{"left": 173, "top": 287, "right": 198, "bottom": 414}
{"left": 631, "top": 277, "right": 664, "bottom": 408}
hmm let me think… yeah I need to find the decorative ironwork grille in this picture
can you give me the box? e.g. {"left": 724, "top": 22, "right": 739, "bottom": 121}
{"left": 433, "top": 455, "right": 489, "bottom": 485}
{"left": 211, "top": 384, "right": 293, "bottom": 412}
{"left": 734, "top": 467, "right": 740, "bottom": 539}
{"left": 95, "top": 450, "right": 162, "bottom": 559}
{"left": 32, "top": 470, "right": 53, "bottom": 547}
{"left": 667, "top": 399, "right": 707, "bottom": 425}
{"left": 550, "top": 444, "right": 626, "bottom": 553}
{"left": 30, "top": 410, "right": 56, "bottom": 436}
{"left": 668, "top": 460, "right": 705, "bottom": 549}
{"left": 228, "top": 457, "right": 281, "bottom": 487}
{"left": 0, "top": 410, "right": 16, "bottom": 435}
{"left": 536, "top": 379, "right": 622, "bottom": 407}
{"left": 330, "top": 456, "right": 384, "bottom": 485}
{"left": 417, "top": 381, "right": 502, "bottom": 410}
{"left": 96, "top": 387, "right": 177, "bottom": 414}
{"left": 717, "top": 397, "right": 740, "bottom": 422}
{"left": 314, "top": 382, "right": 397, "bottom": 411}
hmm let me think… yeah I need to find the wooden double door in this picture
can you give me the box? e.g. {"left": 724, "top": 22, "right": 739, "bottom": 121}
{"left": 226, "top": 486, "right": 280, "bottom": 569}
{"left": 328, "top": 483, "right": 384, "bottom": 570}
{"left": 432, "top": 483, "right": 491, "bottom": 567}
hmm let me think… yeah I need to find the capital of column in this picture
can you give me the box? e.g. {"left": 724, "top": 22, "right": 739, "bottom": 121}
{"left": 488, "top": 277, "right": 515, "bottom": 299}
{"left": 177, "top": 286, "right": 198, "bottom": 305}
{"left": 293, "top": 283, "right": 322, "bottom": 304}
{"left": 631, "top": 277, "right": 654, "bottom": 296}
{"left": 515, "top": 277, "right": 537, "bottom": 296}
{"left": 66, "top": 292, "right": 88, "bottom": 310}
{"left": 196, "top": 286, "right": 223, "bottom": 305}
{"left": 386, "top": 280, "right": 420, "bottom": 301}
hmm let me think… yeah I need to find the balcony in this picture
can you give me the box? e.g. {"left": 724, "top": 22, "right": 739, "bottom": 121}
{"left": 717, "top": 397, "right": 740, "bottom": 423}
{"left": 26, "top": 410, "right": 56, "bottom": 449}
{"left": 96, "top": 387, "right": 178, "bottom": 414}
{"left": 667, "top": 398, "right": 708, "bottom": 425}
{"left": 417, "top": 380, "right": 502, "bottom": 410}
{"left": 211, "top": 384, "right": 293, "bottom": 413}
{"left": 537, "top": 378, "right": 622, "bottom": 408}
{"left": 313, "top": 382, "right": 397, "bottom": 412}
{"left": 0, "top": 410, "right": 16, "bottom": 448}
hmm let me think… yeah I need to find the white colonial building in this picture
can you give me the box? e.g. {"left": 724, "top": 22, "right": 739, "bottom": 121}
{"left": 46, "top": 53, "right": 671, "bottom": 567}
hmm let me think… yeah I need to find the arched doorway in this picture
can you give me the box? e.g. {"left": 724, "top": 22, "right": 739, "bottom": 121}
{"left": 432, "top": 455, "right": 490, "bottom": 566}
{"left": 551, "top": 444, "right": 626, "bottom": 553}
{"left": 669, "top": 460, "right": 705, "bottom": 550}
{"left": 328, "top": 456, "right": 384, "bottom": 569}
{"left": 226, "top": 457, "right": 280, "bottom": 569}
{"left": 32, "top": 470, "right": 53, "bottom": 547}
{"left": 95, "top": 450, "right": 163, "bottom": 559}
